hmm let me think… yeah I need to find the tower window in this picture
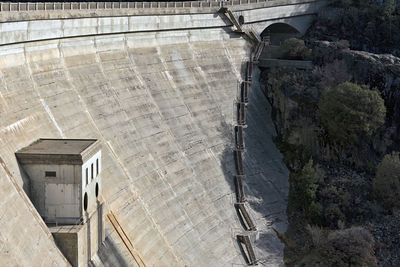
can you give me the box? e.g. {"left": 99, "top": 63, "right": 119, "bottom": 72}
{"left": 96, "top": 158, "right": 99, "bottom": 176}
{"left": 86, "top": 168, "right": 88, "bottom": 185}
{"left": 95, "top": 183, "right": 99, "bottom": 198}
{"left": 84, "top": 192, "right": 88, "bottom": 212}
{"left": 91, "top": 163, "right": 94, "bottom": 179}
{"left": 45, "top": 171, "right": 56, "bottom": 177}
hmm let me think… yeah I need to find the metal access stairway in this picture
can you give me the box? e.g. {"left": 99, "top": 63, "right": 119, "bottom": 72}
{"left": 219, "top": 7, "right": 261, "bottom": 44}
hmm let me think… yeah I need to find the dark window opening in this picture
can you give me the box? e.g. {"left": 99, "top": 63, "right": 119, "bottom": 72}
{"left": 96, "top": 158, "right": 99, "bottom": 176}
{"left": 86, "top": 168, "right": 88, "bottom": 185}
{"left": 84, "top": 193, "right": 88, "bottom": 212}
{"left": 91, "top": 163, "right": 94, "bottom": 179}
{"left": 45, "top": 171, "right": 56, "bottom": 177}
{"left": 95, "top": 183, "right": 99, "bottom": 198}
{"left": 238, "top": 15, "right": 244, "bottom": 25}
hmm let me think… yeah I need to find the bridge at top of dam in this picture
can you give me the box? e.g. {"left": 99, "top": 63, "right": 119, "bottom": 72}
{"left": 0, "top": 1, "right": 327, "bottom": 266}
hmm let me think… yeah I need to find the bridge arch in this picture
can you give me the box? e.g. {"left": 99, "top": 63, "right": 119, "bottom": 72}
{"left": 247, "top": 15, "right": 315, "bottom": 41}
{"left": 260, "top": 23, "right": 300, "bottom": 45}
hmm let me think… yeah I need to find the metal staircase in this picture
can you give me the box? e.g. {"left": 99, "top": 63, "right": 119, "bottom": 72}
{"left": 220, "top": 7, "right": 261, "bottom": 44}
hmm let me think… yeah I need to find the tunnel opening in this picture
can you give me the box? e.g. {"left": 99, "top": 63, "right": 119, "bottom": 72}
{"left": 261, "top": 23, "right": 300, "bottom": 45}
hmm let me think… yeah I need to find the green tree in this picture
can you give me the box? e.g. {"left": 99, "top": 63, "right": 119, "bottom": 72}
{"left": 373, "top": 152, "right": 400, "bottom": 210}
{"left": 281, "top": 38, "right": 312, "bottom": 60}
{"left": 318, "top": 82, "right": 386, "bottom": 144}
{"left": 294, "top": 159, "right": 323, "bottom": 224}
{"left": 321, "top": 227, "right": 376, "bottom": 267}
{"left": 383, "top": 0, "right": 396, "bottom": 17}
{"left": 301, "top": 227, "right": 377, "bottom": 267}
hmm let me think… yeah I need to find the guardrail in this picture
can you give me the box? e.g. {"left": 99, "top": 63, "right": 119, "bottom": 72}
{"left": 0, "top": 0, "right": 274, "bottom": 12}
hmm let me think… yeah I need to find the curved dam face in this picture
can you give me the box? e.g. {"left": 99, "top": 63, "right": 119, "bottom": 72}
{"left": 0, "top": 9, "right": 291, "bottom": 267}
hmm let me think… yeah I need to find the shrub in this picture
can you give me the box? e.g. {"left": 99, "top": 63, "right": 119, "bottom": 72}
{"left": 301, "top": 227, "right": 377, "bottom": 266}
{"left": 307, "top": 201, "right": 323, "bottom": 225}
{"left": 316, "top": 60, "right": 351, "bottom": 89}
{"left": 307, "top": 224, "right": 324, "bottom": 247}
{"left": 324, "top": 204, "right": 345, "bottom": 228}
{"left": 373, "top": 152, "right": 400, "bottom": 210}
{"left": 318, "top": 82, "right": 386, "bottom": 144}
{"left": 321, "top": 227, "right": 377, "bottom": 267}
{"left": 336, "top": 0, "right": 360, "bottom": 7}
{"left": 281, "top": 38, "right": 312, "bottom": 60}
{"left": 293, "top": 159, "right": 324, "bottom": 223}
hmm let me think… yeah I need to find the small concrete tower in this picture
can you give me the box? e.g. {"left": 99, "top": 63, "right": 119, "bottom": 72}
{"left": 16, "top": 139, "right": 104, "bottom": 266}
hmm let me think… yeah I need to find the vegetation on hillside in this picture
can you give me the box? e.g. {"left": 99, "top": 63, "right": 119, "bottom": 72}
{"left": 301, "top": 226, "right": 377, "bottom": 267}
{"left": 319, "top": 82, "right": 386, "bottom": 144}
{"left": 280, "top": 38, "right": 312, "bottom": 60}
{"left": 373, "top": 152, "right": 400, "bottom": 210}
{"left": 307, "top": 0, "right": 400, "bottom": 56}
{"left": 261, "top": 0, "right": 400, "bottom": 265}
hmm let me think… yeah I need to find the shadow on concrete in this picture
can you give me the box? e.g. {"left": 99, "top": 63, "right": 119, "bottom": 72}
{"left": 219, "top": 67, "right": 289, "bottom": 264}
{"left": 97, "top": 236, "right": 130, "bottom": 267}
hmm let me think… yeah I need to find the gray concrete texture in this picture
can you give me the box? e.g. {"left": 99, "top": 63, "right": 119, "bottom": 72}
{"left": 0, "top": 0, "right": 327, "bottom": 45}
{"left": 0, "top": 1, "right": 325, "bottom": 264}
{"left": 0, "top": 28, "right": 288, "bottom": 266}
{"left": 0, "top": 0, "right": 325, "bottom": 22}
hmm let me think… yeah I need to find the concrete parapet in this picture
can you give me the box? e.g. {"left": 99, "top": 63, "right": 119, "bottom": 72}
{"left": 0, "top": 0, "right": 329, "bottom": 47}
{"left": 0, "top": 0, "right": 326, "bottom": 17}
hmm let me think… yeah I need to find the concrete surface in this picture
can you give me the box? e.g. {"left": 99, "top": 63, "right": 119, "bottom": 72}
{"left": 0, "top": 0, "right": 327, "bottom": 45}
{"left": 16, "top": 139, "right": 102, "bottom": 225}
{"left": 0, "top": 0, "right": 327, "bottom": 22}
{"left": 244, "top": 69, "right": 289, "bottom": 265}
{"left": 0, "top": 1, "right": 326, "bottom": 265}
{"left": 16, "top": 139, "right": 96, "bottom": 155}
{"left": 51, "top": 225, "right": 87, "bottom": 267}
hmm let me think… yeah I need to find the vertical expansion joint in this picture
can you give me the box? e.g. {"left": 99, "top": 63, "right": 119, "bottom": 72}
{"left": 86, "top": 211, "right": 91, "bottom": 264}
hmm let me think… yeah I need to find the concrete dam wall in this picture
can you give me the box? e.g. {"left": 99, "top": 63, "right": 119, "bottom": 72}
{"left": 0, "top": 1, "right": 322, "bottom": 265}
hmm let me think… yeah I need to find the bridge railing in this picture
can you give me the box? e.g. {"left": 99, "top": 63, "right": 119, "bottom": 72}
{"left": 0, "top": 0, "right": 275, "bottom": 12}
